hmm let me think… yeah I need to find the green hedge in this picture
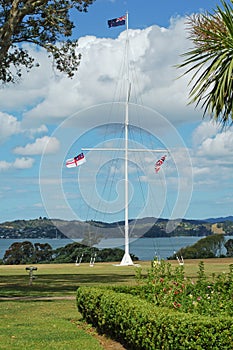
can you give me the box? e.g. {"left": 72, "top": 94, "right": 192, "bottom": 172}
{"left": 77, "top": 286, "right": 233, "bottom": 350}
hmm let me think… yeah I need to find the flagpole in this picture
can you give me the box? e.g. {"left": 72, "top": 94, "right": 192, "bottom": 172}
{"left": 120, "top": 11, "right": 134, "bottom": 266}
{"left": 81, "top": 13, "right": 168, "bottom": 266}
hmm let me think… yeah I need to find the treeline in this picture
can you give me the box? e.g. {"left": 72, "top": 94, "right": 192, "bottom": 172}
{"left": 1, "top": 241, "right": 139, "bottom": 265}
{"left": 168, "top": 234, "right": 233, "bottom": 259}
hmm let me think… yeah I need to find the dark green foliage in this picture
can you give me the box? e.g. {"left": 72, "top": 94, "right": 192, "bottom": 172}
{"left": 44, "top": 242, "right": 138, "bottom": 263}
{"left": 97, "top": 248, "right": 125, "bottom": 262}
{"left": 135, "top": 260, "right": 233, "bottom": 317}
{"left": 52, "top": 242, "right": 98, "bottom": 263}
{"left": 168, "top": 234, "right": 225, "bottom": 259}
{"left": 3, "top": 241, "right": 53, "bottom": 264}
{"left": 0, "top": 0, "right": 95, "bottom": 83}
{"left": 33, "top": 242, "right": 53, "bottom": 263}
{"left": 178, "top": 0, "right": 233, "bottom": 125}
{"left": 225, "top": 239, "right": 233, "bottom": 256}
{"left": 3, "top": 241, "right": 35, "bottom": 264}
{"left": 77, "top": 286, "right": 233, "bottom": 350}
{"left": 2, "top": 241, "right": 138, "bottom": 264}
{"left": 76, "top": 261, "right": 233, "bottom": 348}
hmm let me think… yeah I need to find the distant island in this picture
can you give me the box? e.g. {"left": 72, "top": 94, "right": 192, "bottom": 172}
{"left": 0, "top": 216, "right": 232, "bottom": 240}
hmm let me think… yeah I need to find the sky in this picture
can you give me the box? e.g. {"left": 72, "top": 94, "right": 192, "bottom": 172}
{"left": 1, "top": 0, "right": 233, "bottom": 227}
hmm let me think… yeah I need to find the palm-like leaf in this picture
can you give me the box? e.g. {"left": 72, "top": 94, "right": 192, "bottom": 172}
{"left": 178, "top": 0, "right": 233, "bottom": 125}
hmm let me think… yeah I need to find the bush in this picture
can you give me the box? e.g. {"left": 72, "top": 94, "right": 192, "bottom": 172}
{"left": 134, "top": 260, "right": 233, "bottom": 317}
{"left": 77, "top": 286, "right": 233, "bottom": 350}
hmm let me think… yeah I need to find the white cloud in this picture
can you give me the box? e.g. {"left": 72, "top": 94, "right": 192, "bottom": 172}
{"left": 192, "top": 121, "right": 220, "bottom": 146}
{"left": 0, "top": 160, "right": 12, "bottom": 171}
{"left": 0, "top": 111, "right": 48, "bottom": 143}
{"left": 13, "top": 136, "right": 60, "bottom": 155}
{"left": 189, "top": 123, "right": 233, "bottom": 190}
{"left": 0, "top": 157, "right": 34, "bottom": 171}
{"left": 18, "top": 17, "right": 200, "bottom": 127}
{"left": 197, "top": 130, "right": 233, "bottom": 158}
{"left": 26, "top": 124, "right": 48, "bottom": 137}
{"left": 13, "top": 157, "right": 35, "bottom": 169}
{"left": 0, "top": 112, "right": 21, "bottom": 141}
{"left": 0, "top": 44, "right": 53, "bottom": 112}
{"left": 3, "top": 14, "right": 231, "bottom": 219}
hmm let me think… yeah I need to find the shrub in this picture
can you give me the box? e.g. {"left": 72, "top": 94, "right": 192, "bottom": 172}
{"left": 77, "top": 286, "right": 233, "bottom": 350}
{"left": 135, "top": 260, "right": 233, "bottom": 316}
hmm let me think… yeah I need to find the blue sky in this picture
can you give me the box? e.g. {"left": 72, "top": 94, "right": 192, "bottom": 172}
{"left": 1, "top": 0, "right": 233, "bottom": 225}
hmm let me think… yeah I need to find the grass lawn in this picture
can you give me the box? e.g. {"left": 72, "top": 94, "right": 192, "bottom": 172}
{"left": 0, "top": 299, "right": 104, "bottom": 350}
{"left": 0, "top": 258, "right": 233, "bottom": 349}
{"left": 0, "top": 259, "right": 233, "bottom": 298}
{"left": 0, "top": 262, "right": 139, "bottom": 298}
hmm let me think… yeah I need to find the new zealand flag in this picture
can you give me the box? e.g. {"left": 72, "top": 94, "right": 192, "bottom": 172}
{"left": 108, "top": 15, "right": 126, "bottom": 28}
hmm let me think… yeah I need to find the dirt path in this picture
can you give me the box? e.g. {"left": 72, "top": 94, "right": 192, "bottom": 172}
{"left": 76, "top": 322, "right": 127, "bottom": 350}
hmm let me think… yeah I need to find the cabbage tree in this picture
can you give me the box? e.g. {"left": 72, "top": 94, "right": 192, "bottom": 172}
{"left": 179, "top": 0, "right": 233, "bottom": 126}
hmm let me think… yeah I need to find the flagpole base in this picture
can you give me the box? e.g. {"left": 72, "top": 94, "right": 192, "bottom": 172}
{"left": 120, "top": 252, "right": 134, "bottom": 266}
{"left": 113, "top": 253, "right": 140, "bottom": 267}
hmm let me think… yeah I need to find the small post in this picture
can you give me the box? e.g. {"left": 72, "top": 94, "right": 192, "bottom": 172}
{"left": 75, "top": 253, "right": 84, "bottom": 266}
{"left": 90, "top": 253, "right": 97, "bottom": 267}
{"left": 26, "top": 266, "right": 37, "bottom": 286}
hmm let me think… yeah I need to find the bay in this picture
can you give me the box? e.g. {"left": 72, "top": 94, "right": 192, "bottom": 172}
{"left": 0, "top": 236, "right": 205, "bottom": 261}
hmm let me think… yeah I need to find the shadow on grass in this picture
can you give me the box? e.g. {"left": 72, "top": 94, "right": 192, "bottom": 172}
{"left": 0, "top": 273, "right": 136, "bottom": 298}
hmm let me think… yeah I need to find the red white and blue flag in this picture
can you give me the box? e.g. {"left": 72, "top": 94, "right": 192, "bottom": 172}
{"left": 155, "top": 155, "right": 166, "bottom": 173}
{"left": 66, "top": 152, "right": 86, "bottom": 168}
{"left": 108, "top": 15, "right": 126, "bottom": 28}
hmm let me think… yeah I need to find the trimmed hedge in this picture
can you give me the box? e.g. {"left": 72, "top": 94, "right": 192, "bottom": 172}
{"left": 77, "top": 286, "right": 233, "bottom": 350}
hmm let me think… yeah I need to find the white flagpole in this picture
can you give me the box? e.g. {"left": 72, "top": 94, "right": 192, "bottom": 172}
{"left": 120, "top": 11, "right": 134, "bottom": 266}
{"left": 82, "top": 13, "right": 168, "bottom": 266}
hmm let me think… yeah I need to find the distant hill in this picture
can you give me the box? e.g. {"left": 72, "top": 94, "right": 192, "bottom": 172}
{"left": 0, "top": 216, "right": 232, "bottom": 239}
{"left": 204, "top": 216, "right": 233, "bottom": 223}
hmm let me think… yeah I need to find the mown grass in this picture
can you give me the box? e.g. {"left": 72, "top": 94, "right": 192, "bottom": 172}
{"left": 0, "top": 259, "right": 233, "bottom": 298}
{"left": 0, "top": 258, "right": 233, "bottom": 350}
{"left": 0, "top": 261, "right": 142, "bottom": 349}
{"left": 0, "top": 262, "right": 139, "bottom": 298}
{"left": 0, "top": 299, "right": 103, "bottom": 350}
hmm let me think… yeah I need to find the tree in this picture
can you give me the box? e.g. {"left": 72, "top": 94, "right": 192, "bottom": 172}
{"left": 0, "top": 0, "right": 95, "bottom": 83}
{"left": 33, "top": 242, "right": 52, "bottom": 262}
{"left": 2, "top": 241, "right": 138, "bottom": 264}
{"left": 225, "top": 238, "right": 233, "bottom": 256}
{"left": 178, "top": 0, "right": 233, "bottom": 126}
{"left": 3, "top": 241, "right": 53, "bottom": 264}
{"left": 52, "top": 242, "right": 93, "bottom": 263}
{"left": 168, "top": 234, "right": 225, "bottom": 259}
{"left": 3, "top": 241, "right": 34, "bottom": 264}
